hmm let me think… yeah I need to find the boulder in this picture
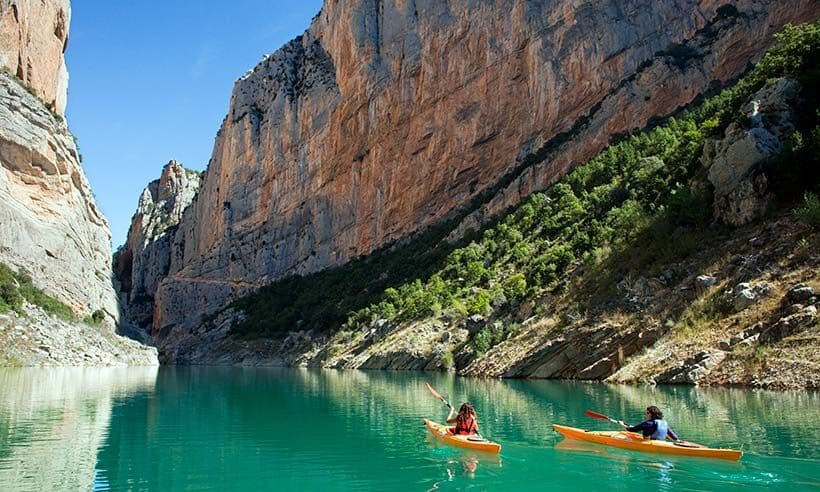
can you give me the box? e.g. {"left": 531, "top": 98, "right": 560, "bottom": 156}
{"left": 786, "top": 284, "right": 815, "bottom": 303}
{"left": 758, "top": 307, "right": 818, "bottom": 344}
{"left": 733, "top": 284, "right": 758, "bottom": 312}
{"left": 704, "top": 78, "right": 801, "bottom": 225}
{"left": 695, "top": 275, "right": 717, "bottom": 289}
{"left": 656, "top": 350, "right": 728, "bottom": 384}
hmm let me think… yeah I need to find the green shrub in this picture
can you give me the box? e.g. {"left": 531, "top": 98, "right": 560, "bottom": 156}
{"left": 441, "top": 348, "right": 455, "bottom": 370}
{"left": 0, "top": 262, "right": 74, "bottom": 320}
{"left": 470, "top": 321, "right": 520, "bottom": 355}
{"left": 466, "top": 290, "right": 492, "bottom": 316}
{"left": 473, "top": 328, "right": 492, "bottom": 355}
{"left": 83, "top": 309, "right": 106, "bottom": 325}
{"left": 794, "top": 192, "right": 820, "bottom": 228}
{"left": 502, "top": 273, "right": 527, "bottom": 301}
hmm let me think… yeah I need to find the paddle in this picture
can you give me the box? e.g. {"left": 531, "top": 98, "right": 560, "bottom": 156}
{"left": 425, "top": 382, "right": 453, "bottom": 410}
{"left": 425, "top": 383, "right": 486, "bottom": 441}
{"left": 584, "top": 410, "right": 622, "bottom": 425}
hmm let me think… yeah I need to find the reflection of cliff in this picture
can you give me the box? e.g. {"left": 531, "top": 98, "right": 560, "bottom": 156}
{"left": 0, "top": 367, "right": 158, "bottom": 491}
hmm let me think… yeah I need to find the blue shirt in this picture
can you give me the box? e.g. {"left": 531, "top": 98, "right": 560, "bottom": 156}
{"left": 626, "top": 419, "right": 679, "bottom": 440}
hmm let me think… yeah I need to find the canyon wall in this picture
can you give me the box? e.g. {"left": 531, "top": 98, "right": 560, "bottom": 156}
{"left": 115, "top": 160, "right": 201, "bottom": 337}
{"left": 0, "top": 70, "right": 118, "bottom": 319}
{"left": 150, "top": 0, "right": 819, "bottom": 346}
{"left": 0, "top": 0, "right": 70, "bottom": 115}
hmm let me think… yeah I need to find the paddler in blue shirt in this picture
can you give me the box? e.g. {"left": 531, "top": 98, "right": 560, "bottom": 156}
{"left": 618, "top": 405, "right": 680, "bottom": 441}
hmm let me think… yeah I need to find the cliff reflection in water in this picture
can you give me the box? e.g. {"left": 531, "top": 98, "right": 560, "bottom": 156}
{"left": 0, "top": 367, "right": 158, "bottom": 491}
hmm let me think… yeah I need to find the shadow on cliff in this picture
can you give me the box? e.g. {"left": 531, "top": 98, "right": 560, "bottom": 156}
{"left": 226, "top": 215, "right": 482, "bottom": 340}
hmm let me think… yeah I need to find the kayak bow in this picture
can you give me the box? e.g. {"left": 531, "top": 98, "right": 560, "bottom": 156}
{"left": 424, "top": 419, "right": 501, "bottom": 454}
{"left": 552, "top": 424, "right": 742, "bottom": 461}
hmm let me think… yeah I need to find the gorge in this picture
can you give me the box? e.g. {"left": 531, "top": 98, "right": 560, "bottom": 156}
{"left": 0, "top": 1, "right": 817, "bottom": 387}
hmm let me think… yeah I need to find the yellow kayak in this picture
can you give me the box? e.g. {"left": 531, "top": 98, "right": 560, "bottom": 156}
{"left": 553, "top": 424, "right": 742, "bottom": 461}
{"left": 424, "top": 419, "right": 501, "bottom": 453}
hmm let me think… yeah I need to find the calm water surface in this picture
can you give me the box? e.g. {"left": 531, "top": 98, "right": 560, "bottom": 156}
{"left": 0, "top": 367, "right": 817, "bottom": 491}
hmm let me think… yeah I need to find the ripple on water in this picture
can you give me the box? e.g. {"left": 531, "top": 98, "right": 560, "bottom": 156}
{"left": 0, "top": 368, "right": 818, "bottom": 491}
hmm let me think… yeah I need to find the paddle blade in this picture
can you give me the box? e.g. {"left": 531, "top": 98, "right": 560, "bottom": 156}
{"left": 425, "top": 383, "right": 452, "bottom": 408}
{"left": 584, "top": 410, "right": 612, "bottom": 421}
{"left": 425, "top": 383, "right": 444, "bottom": 401}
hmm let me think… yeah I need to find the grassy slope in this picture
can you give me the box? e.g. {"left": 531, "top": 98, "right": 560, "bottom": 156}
{"left": 0, "top": 262, "right": 74, "bottom": 321}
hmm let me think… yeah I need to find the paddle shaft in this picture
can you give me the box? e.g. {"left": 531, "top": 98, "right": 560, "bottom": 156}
{"left": 585, "top": 410, "right": 623, "bottom": 425}
{"left": 425, "top": 382, "right": 452, "bottom": 409}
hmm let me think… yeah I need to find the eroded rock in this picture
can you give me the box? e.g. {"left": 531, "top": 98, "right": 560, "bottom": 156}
{"left": 0, "top": 0, "right": 70, "bottom": 114}
{"left": 115, "top": 160, "right": 201, "bottom": 336}
{"left": 655, "top": 350, "right": 728, "bottom": 384}
{"left": 0, "top": 71, "right": 118, "bottom": 321}
{"left": 705, "top": 78, "right": 801, "bottom": 225}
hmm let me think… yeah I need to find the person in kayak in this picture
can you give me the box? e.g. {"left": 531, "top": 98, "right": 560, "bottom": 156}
{"left": 618, "top": 406, "right": 679, "bottom": 441}
{"left": 446, "top": 402, "right": 479, "bottom": 435}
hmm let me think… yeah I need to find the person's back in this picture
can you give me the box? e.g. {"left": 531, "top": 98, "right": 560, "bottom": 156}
{"left": 619, "top": 405, "right": 679, "bottom": 441}
{"left": 448, "top": 402, "right": 478, "bottom": 435}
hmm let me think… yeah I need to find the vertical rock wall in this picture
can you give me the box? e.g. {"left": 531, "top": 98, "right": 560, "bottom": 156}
{"left": 0, "top": 0, "right": 70, "bottom": 115}
{"left": 115, "top": 161, "right": 201, "bottom": 336}
{"left": 147, "top": 0, "right": 818, "bottom": 347}
{"left": 1, "top": 0, "right": 120, "bottom": 323}
{"left": 0, "top": 71, "right": 118, "bottom": 319}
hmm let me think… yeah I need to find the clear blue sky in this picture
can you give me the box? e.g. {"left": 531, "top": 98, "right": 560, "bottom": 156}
{"left": 66, "top": 0, "right": 324, "bottom": 248}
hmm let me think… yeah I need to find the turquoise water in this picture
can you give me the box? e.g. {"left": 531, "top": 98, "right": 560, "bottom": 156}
{"left": 0, "top": 368, "right": 817, "bottom": 491}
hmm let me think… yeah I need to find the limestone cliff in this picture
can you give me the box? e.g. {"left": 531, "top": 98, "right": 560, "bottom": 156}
{"left": 115, "top": 160, "right": 201, "bottom": 338}
{"left": 0, "top": 0, "right": 70, "bottom": 115}
{"left": 149, "top": 0, "right": 818, "bottom": 347}
{"left": 0, "top": 71, "right": 118, "bottom": 319}
{"left": 0, "top": 0, "right": 158, "bottom": 366}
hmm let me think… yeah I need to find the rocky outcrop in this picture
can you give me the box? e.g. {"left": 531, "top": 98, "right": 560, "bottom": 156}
{"left": 0, "top": 0, "right": 70, "bottom": 115}
{"left": 704, "top": 78, "right": 801, "bottom": 225}
{"left": 147, "top": 0, "right": 819, "bottom": 352}
{"left": 115, "top": 160, "right": 200, "bottom": 338}
{"left": 0, "top": 71, "right": 118, "bottom": 320}
{"left": 654, "top": 350, "right": 728, "bottom": 384}
{"left": 462, "top": 322, "right": 664, "bottom": 379}
{"left": 0, "top": 302, "right": 158, "bottom": 366}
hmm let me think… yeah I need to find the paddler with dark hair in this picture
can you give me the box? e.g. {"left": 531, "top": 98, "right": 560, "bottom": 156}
{"left": 446, "top": 402, "right": 479, "bottom": 436}
{"left": 618, "top": 405, "right": 679, "bottom": 441}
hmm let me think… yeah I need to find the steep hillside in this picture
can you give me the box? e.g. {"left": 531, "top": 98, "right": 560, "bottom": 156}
{"left": 143, "top": 0, "right": 818, "bottom": 345}
{"left": 154, "top": 22, "right": 819, "bottom": 389}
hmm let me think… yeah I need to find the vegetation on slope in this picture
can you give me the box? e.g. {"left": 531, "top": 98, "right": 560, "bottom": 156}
{"left": 0, "top": 262, "right": 74, "bottom": 320}
{"left": 230, "top": 22, "right": 820, "bottom": 349}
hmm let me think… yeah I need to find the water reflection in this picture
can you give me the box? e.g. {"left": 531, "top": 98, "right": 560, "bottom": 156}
{"left": 0, "top": 367, "right": 158, "bottom": 491}
{"left": 1, "top": 368, "right": 817, "bottom": 491}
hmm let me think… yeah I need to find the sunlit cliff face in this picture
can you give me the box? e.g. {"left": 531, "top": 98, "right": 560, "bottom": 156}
{"left": 143, "top": 0, "right": 818, "bottom": 348}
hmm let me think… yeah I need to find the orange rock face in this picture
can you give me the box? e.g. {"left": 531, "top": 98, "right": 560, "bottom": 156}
{"left": 152, "top": 0, "right": 819, "bottom": 340}
{"left": 0, "top": 0, "right": 70, "bottom": 115}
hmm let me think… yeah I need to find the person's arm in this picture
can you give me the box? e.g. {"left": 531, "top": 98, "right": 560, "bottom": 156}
{"left": 667, "top": 427, "right": 679, "bottom": 441}
{"left": 445, "top": 406, "right": 457, "bottom": 424}
{"left": 620, "top": 420, "right": 650, "bottom": 433}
